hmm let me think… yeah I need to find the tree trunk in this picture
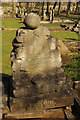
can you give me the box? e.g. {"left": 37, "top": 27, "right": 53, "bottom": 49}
{"left": 13, "top": 0, "right": 16, "bottom": 10}
{"left": 12, "top": 2, "right": 14, "bottom": 11}
{"left": 47, "top": 2, "right": 49, "bottom": 13}
{"left": 26, "top": 2, "right": 29, "bottom": 14}
{"left": 42, "top": 2, "right": 44, "bottom": 20}
{"left": 53, "top": 2, "right": 58, "bottom": 10}
{"left": 58, "top": 2, "right": 61, "bottom": 15}
{"left": 19, "top": 3, "right": 21, "bottom": 16}
{"left": 66, "top": 2, "right": 71, "bottom": 17}
{"left": 12, "top": 1, "right": 16, "bottom": 17}
{"left": 39, "top": 3, "right": 42, "bottom": 16}
{"left": 75, "top": 2, "right": 79, "bottom": 13}
{"left": 73, "top": 3, "right": 76, "bottom": 13}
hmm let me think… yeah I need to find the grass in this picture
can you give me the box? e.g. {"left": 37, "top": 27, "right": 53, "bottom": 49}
{"left": 40, "top": 23, "right": 60, "bottom": 28}
{"left": 64, "top": 22, "right": 76, "bottom": 25}
{"left": 51, "top": 31, "right": 78, "bottom": 42}
{"left": 2, "top": 30, "right": 16, "bottom": 75}
{"left": 2, "top": 18, "right": 25, "bottom": 28}
{"left": 64, "top": 54, "right": 80, "bottom": 81}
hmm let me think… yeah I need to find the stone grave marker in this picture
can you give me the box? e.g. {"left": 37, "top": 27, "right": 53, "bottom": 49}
{"left": 3, "top": 13, "right": 74, "bottom": 114}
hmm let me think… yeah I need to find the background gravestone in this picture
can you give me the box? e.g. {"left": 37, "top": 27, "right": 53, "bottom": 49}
{"left": 10, "top": 13, "right": 74, "bottom": 112}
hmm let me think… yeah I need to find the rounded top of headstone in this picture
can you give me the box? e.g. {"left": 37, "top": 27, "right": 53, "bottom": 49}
{"left": 25, "top": 13, "right": 41, "bottom": 29}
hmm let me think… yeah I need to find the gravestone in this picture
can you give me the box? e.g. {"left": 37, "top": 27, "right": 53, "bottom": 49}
{"left": 10, "top": 13, "right": 74, "bottom": 113}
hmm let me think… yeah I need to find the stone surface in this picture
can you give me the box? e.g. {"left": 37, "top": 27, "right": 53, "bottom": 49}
{"left": 11, "top": 26, "right": 62, "bottom": 75}
{"left": 9, "top": 13, "right": 74, "bottom": 113}
{"left": 25, "top": 13, "right": 41, "bottom": 29}
{"left": 10, "top": 95, "right": 74, "bottom": 112}
{"left": 58, "top": 40, "right": 70, "bottom": 55}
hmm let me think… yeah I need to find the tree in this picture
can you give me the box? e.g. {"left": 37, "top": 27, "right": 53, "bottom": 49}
{"left": 75, "top": 2, "right": 79, "bottom": 13}
{"left": 47, "top": 2, "right": 49, "bottom": 13}
{"left": 53, "top": 2, "right": 58, "bottom": 10}
{"left": 66, "top": 1, "right": 71, "bottom": 17}
{"left": 58, "top": 2, "right": 61, "bottom": 15}
{"left": 42, "top": 2, "right": 44, "bottom": 20}
{"left": 26, "top": 2, "right": 29, "bottom": 14}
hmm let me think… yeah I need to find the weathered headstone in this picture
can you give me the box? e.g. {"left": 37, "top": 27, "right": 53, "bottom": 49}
{"left": 10, "top": 13, "right": 74, "bottom": 113}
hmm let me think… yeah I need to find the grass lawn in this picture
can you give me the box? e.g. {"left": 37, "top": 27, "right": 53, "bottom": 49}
{"left": 2, "top": 18, "right": 25, "bottom": 28}
{"left": 64, "top": 54, "right": 80, "bottom": 81}
{"left": 51, "top": 31, "right": 78, "bottom": 42}
{"left": 2, "top": 30, "right": 16, "bottom": 75}
{"left": 40, "top": 23, "right": 60, "bottom": 28}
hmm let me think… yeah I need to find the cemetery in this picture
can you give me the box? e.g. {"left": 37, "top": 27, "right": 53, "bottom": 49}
{"left": 0, "top": 1, "right": 80, "bottom": 120}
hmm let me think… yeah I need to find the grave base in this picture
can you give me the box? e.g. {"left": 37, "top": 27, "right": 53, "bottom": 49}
{"left": 10, "top": 94, "right": 74, "bottom": 112}
{"left": 4, "top": 109, "right": 65, "bottom": 119}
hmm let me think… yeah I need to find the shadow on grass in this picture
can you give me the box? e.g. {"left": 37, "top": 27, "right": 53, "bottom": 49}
{"left": 65, "top": 38, "right": 78, "bottom": 41}
{"left": 55, "top": 13, "right": 79, "bottom": 21}
{"left": 19, "top": 21, "right": 24, "bottom": 23}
